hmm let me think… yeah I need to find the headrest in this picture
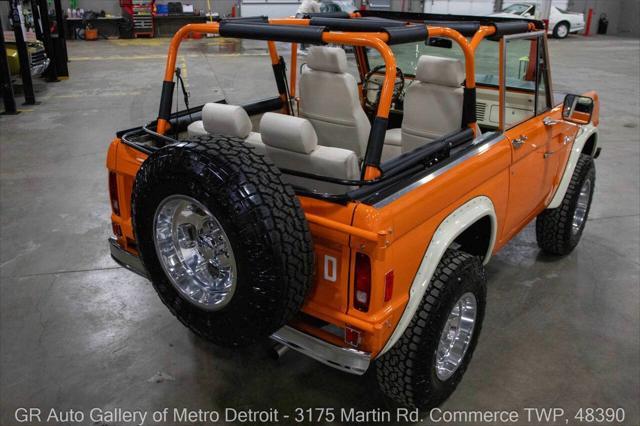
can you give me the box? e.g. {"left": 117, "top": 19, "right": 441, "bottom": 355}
{"left": 260, "top": 113, "right": 318, "bottom": 154}
{"left": 201, "top": 103, "right": 252, "bottom": 138}
{"left": 415, "top": 55, "right": 464, "bottom": 87}
{"left": 306, "top": 46, "right": 348, "bottom": 74}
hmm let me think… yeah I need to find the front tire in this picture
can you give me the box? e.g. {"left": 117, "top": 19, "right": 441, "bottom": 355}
{"left": 536, "top": 154, "right": 595, "bottom": 255}
{"left": 553, "top": 21, "right": 570, "bottom": 39}
{"left": 132, "top": 135, "right": 314, "bottom": 347}
{"left": 376, "top": 250, "right": 487, "bottom": 410}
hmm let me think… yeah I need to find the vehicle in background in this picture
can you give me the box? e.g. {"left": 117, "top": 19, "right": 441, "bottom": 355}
{"left": 491, "top": 3, "right": 585, "bottom": 39}
{"left": 4, "top": 35, "right": 50, "bottom": 79}
{"left": 320, "top": 0, "right": 357, "bottom": 14}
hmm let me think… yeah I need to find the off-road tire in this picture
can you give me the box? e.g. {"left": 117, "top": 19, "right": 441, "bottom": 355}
{"left": 132, "top": 135, "right": 314, "bottom": 347}
{"left": 553, "top": 21, "right": 570, "bottom": 39}
{"left": 536, "top": 154, "right": 595, "bottom": 256}
{"left": 376, "top": 249, "right": 487, "bottom": 410}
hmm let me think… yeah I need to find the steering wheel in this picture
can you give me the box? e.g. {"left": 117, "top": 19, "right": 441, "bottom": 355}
{"left": 362, "top": 65, "right": 405, "bottom": 111}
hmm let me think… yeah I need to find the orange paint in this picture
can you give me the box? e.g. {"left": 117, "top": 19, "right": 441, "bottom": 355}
{"left": 111, "top": 16, "right": 578, "bottom": 357}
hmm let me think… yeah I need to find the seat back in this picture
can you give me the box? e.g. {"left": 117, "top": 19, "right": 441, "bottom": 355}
{"left": 299, "top": 46, "right": 371, "bottom": 160}
{"left": 259, "top": 113, "right": 360, "bottom": 194}
{"left": 401, "top": 55, "right": 464, "bottom": 152}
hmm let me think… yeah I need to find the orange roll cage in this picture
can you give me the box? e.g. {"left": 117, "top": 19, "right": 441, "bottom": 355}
{"left": 154, "top": 16, "right": 537, "bottom": 175}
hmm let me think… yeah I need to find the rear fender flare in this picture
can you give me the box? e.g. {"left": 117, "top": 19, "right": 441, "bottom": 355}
{"left": 379, "top": 196, "right": 496, "bottom": 356}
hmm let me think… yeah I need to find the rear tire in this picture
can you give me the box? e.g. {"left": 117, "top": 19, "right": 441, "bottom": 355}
{"left": 536, "top": 154, "right": 595, "bottom": 255}
{"left": 376, "top": 250, "right": 487, "bottom": 410}
{"left": 132, "top": 135, "right": 314, "bottom": 347}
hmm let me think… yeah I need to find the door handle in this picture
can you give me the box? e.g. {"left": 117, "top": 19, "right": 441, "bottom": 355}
{"left": 543, "top": 117, "right": 559, "bottom": 126}
{"left": 512, "top": 135, "right": 528, "bottom": 149}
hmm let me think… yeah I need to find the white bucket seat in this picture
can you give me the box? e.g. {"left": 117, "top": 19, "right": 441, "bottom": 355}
{"left": 383, "top": 55, "right": 464, "bottom": 160}
{"left": 299, "top": 46, "right": 371, "bottom": 161}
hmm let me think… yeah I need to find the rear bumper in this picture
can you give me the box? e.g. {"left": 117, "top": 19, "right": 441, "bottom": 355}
{"left": 109, "top": 238, "right": 148, "bottom": 278}
{"left": 271, "top": 326, "right": 371, "bottom": 375}
{"left": 108, "top": 238, "right": 372, "bottom": 374}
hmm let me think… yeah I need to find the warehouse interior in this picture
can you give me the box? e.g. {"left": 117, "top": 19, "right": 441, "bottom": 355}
{"left": 1, "top": 0, "right": 639, "bottom": 425}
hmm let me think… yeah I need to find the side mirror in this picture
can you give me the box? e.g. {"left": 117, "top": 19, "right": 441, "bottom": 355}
{"left": 562, "top": 94, "right": 594, "bottom": 125}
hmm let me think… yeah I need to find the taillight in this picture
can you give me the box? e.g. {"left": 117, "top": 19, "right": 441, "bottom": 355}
{"left": 108, "top": 171, "right": 120, "bottom": 215}
{"left": 384, "top": 270, "right": 394, "bottom": 302}
{"left": 354, "top": 252, "right": 371, "bottom": 312}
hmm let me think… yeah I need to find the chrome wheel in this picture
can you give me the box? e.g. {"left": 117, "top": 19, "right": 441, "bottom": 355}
{"left": 435, "top": 292, "right": 477, "bottom": 381}
{"left": 153, "top": 195, "right": 237, "bottom": 311}
{"left": 556, "top": 23, "right": 569, "bottom": 38}
{"left": 572, "top": 178, "right": 592, "bottom": 235}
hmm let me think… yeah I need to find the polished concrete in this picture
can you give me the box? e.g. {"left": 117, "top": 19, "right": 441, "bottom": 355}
{"left": 1, "top": 35, "right": 638, "bottom": 425}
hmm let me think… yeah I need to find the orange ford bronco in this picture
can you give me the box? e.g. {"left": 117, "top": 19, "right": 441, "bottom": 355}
{"left": 106, "top": 11, "right": 600, "bottom": 409}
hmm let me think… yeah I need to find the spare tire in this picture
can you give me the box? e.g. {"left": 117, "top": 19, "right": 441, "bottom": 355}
{"left": 132, "top": 135, "right": 314, "bottom": 347}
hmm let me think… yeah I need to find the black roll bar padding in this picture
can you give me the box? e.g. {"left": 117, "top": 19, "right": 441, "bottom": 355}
{"left": 381, "top": 128, "right": 475, "bottom": 175}
{"left": 303, "top": 11, "right": 351, "bottom": 19}
{"left": 385, "top": 25, "right": 429, "bottom": 45}
{"left": 462, "top": 87, "right": 477, "bottom": 127}
{"left": 158, "top": 81, "right": 175, "bottom": 121}
{"left": 423, "top": 20, "right": 481, "bottom": 37}
{"left": 218, "top": 16, "right": 268, "bottom": 23}
{"left": 489, "top": 21, "right": 533, "bottom": 39}
{"left": 362, "top": 117, "right": 389, "bottom": 175}
{"left": 218, "top": 23, "right": 327, "bottom": 44}
{"left": 309, "top": 17, "right": 406, "bottom": 32}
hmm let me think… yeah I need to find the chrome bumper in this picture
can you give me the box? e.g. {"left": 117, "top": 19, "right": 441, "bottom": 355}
{"left": 108, "top": 238, "right": 148, "bottom": 278}
{"left": 271, "top": 326, "right": 371, "bottom": 375}
{"left": 109, "top": 239, "right": 371, "bottom": 375}
{"left": 31, "top": 57, "right": 50, "bottom": 76}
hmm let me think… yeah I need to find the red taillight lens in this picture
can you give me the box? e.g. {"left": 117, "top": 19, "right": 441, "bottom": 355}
{"left": 108, "top": 172, "right": 120, "bottom": 215}
{"left": 384, "top": 270, "right": 394, "bottom": 302}
{"left": 345, "top": 326, "right": 361, "bottom": 347}
{"left": 354, "top": 252, "right": 371, "bottom": 312}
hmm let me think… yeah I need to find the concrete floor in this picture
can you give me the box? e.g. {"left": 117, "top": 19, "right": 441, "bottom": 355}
{"left": 1, "top": 35, "right": 639, "bottom": 425}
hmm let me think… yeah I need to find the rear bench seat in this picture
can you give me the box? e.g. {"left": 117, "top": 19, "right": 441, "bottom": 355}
{"left": 187, "top": 103, "right": 262, "bottom": 145}
{"left": 186, "top": 103, "right": 359, "bottom": 194}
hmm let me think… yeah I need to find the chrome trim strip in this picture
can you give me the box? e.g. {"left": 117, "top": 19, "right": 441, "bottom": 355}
{"left": 270, "top": 326, "right": 371, "bottom": 375}
{"left": 374, "top": 133, "right": 505, "bottom": 208}
{"left": 109, "top": 238, "right": 148, "bottom": 278}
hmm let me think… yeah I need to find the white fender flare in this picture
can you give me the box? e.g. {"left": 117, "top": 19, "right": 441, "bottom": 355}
{"left": 379, "top": 196, "right": 497, "bottom": 356}
{"left": 548, "top": 123, "right": 598, "bottom": 209}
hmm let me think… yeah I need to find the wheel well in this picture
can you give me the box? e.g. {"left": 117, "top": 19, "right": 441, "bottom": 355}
{"left": 557, "top": 20, "right": 570, "bottom": 28}
{"left": 581, "top": 133, "right": 597, "bottom": 156}
{"left": 452, "top": 216, "right": 492, "bottom": 260}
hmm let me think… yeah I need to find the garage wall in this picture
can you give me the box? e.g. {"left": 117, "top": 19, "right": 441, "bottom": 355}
{"left": 55, "top": 0, "right": 236, "bottom": 17}
{"left": 567, "top": 0, "right": 638, "bottom": 36}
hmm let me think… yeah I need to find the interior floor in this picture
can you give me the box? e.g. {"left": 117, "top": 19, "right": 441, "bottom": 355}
{"left": 0, "top": 36, "right": 638, "bottom": 424}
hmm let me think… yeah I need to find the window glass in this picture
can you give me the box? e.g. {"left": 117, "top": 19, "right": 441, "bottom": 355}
{"left": 369, "top": 39, "right": 504, "bottom": 89}
{"left": 503, "top": 36, "right": 538, "bottom": 127}
{"left": 535, "top": 37, "right": 550, "bottom": 113}
{"left": 503, "top": 4, "right": 531, "bottom": 15}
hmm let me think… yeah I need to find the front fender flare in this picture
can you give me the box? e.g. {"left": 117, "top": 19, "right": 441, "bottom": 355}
{"left": 379, "top": 196, "right": 497, "bottom": 356}
{"left": 548, "top": 124, "right": 598, "bottom": 209}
